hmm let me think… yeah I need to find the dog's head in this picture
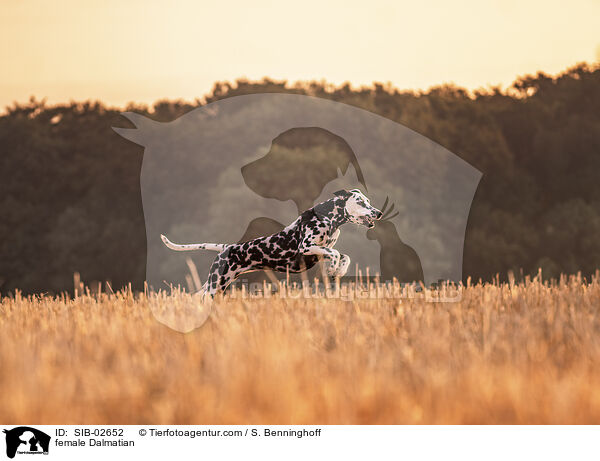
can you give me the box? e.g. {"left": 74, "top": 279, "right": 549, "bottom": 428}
{"left": 334, "top": 189, "right": 382, "bottom": 228}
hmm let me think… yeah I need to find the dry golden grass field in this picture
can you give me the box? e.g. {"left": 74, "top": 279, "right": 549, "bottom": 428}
{"left": 2, "top": 274, "right": 600, "bottom": 424}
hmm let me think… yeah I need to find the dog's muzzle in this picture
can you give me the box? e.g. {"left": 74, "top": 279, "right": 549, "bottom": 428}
{"left": 364, "top": 209, "right": 383, "bottom": 228}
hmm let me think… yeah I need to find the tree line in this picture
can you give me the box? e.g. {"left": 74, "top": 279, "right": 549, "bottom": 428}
{"left": 1, "top": 63, "right": 599, "bottom": 294}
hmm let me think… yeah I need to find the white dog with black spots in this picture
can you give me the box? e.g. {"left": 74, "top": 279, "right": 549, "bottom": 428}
{"left": 161, "top": 189, "right": 383, "bottom": 297}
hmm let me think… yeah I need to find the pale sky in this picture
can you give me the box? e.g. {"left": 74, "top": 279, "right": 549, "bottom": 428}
{"left": 1, "top": 0, "right": 599, "bottom": 110}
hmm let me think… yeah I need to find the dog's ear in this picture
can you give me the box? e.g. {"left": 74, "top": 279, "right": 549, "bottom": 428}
{"left": 334, "top": 189, "right": 351, "bottom": 198}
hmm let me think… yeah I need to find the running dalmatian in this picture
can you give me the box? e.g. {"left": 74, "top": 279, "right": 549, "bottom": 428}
{"left": 161, "top": 189, "right": 383, "bottom": 297}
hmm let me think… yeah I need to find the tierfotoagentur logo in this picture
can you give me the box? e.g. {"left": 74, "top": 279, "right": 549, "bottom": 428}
{"left": 3, "top": 427, "right": 50, "bottom": 458}
{"left": 114, "top": 93, "right": 481, "bottom": 332}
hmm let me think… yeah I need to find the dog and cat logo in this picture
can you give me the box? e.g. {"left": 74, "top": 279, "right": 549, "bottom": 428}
{"left": 114, "top": 93, "right": 481, "bottom": 331}
{"left": 2, "top": 427, "right": 50, "bottom": 458}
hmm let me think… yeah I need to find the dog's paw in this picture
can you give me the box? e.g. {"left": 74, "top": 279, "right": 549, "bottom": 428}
{"left": 325, "top": 254, "right": 349, "bottom": 277}
{"left": 333, "top": 254, "right": 350, "bottom": 277}
{"left": 324, "top": 257, "right": 339, "bottom": 276}
{"left": 325, "top": 265, "right": 338, "bottom": 277}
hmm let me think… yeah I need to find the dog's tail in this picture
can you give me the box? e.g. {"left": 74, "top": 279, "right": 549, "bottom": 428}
{"left": 161, "top": 234, "right": 227, "bottom": 252}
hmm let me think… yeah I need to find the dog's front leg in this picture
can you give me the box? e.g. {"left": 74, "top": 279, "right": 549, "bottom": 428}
{"left": 335, "top": 254, "right": 351, "bottom": 277}
{"left": 326, "top": 229, "right": 340, "bottom": 249}
{"left": 301, "top": 246, "right": 342, "bottom": 276}
{"left": 323, "top": 230, "right": 349, "bottom": 276}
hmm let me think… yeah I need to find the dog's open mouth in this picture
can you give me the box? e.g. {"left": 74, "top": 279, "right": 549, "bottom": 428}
{"left": 363, "top": 217, "right": 375, "bottom": 228}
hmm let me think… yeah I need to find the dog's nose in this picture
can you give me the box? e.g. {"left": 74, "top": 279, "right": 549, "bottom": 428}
{"left": 375, "top": 210, "right": 383, "bottom": 219}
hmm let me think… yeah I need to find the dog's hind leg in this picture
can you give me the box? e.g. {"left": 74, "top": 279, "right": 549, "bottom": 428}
{"left": 202, "top": 250, "right": 250, "bottom": 297}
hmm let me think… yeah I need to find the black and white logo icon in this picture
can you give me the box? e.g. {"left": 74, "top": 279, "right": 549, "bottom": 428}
{"left": 3, "top": 427, "right": 50, "bottom": 458}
